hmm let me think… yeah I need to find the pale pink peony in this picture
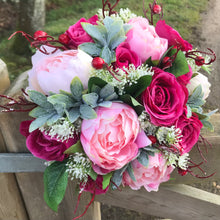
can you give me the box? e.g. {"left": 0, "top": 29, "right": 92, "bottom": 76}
{"left": 80, "top": 102, "right": 151, "bottom": 172}
{"left": 126, "top": 17, "right": 168, "bottom": 63}
{"left": 27, "top": 48, "right": 93, "bottom": 95}
{"left": 122, "top": 153, "right": 174, "bottom": 192}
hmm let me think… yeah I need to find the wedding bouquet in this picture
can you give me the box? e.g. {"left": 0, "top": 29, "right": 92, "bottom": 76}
{"left": 1, "top": 0, "right": 216, "bottom": 219}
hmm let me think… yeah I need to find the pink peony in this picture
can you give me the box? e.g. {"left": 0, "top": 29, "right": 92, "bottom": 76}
{"left": 177, "top": 65, "right": 193, "bottom": 86}
{"left": 66, "top": 15, "right": 99, "bottom": 48}
{"left": 176, "top": 111, "right": 203, "bottom": 154}
{"left": 80, "top": 176, "right": 109, "bottom": 195}
{"left": 155, "top": 20, "right": 193, "bottom": 51}
{"left": 80, "top": 102, "right": 151, "bottom": 172}
{"left": 122, "top": 153, "right": 174, "bottom": 192}
{"left": 115, "top": 42, "right": 141, "bottom": 69}
{"left": 126, "top": 17, "right": 168, "bottom": 63}
{"left": 142, "top": 68, "right": 187, "bottom": 126}
{"left": 20, "top": 120, "right": 78, "bottom": 161}
{"left": 27, "top": 49, "right": 93, "bottom": 95}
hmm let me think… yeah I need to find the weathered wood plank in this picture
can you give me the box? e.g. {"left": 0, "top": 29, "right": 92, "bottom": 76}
{"left": 95, "top": 184, "right": 220, "bottom": 220}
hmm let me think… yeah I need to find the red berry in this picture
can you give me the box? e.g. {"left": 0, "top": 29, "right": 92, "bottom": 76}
{"left": 34, "top": 30, "right": 48, "bottom": 41}
{"left": 195, "top": 56, "right": 205, "bottom": 66}
{"left": 59, "top": 33, "right": 70, "bottom": 45}
{"left": 147, "top": 135, "right": 157, "bottom": 144}
{"left": 153, "top": 4, "right": 162, "bottom": 14}
{"left": 92, "top": 57, "right": 105, "bottom": 69}
{"left": 178, "top": 168, "right": 188, "bottom": 176}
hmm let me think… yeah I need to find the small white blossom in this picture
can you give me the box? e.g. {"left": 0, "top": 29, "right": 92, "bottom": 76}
{"left": 178, "top": 153, "right": 189, "bottom": 170}
{"left": 66, "top": 153, "right": 92, "bottom": 183}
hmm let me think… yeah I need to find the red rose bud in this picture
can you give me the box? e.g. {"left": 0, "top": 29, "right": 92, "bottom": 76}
{"left": 92, "top": 57, "right": 105, "bottom": 69}
{"left": 178, "top": 168, "right": 188, "bottom": 176}
{"left": 195, "top": 56, "right": 205, "bottom": 66}
{"left": 59, "top": 33, "right": 70, "bottom": 45}
{"left": 153, "top": 4, "right": 162, "bottom": 14}
{"left": 147, "top": 135, "right": 157, "bottom": 144}
{"left": 34, "top": 30, "right": 48, "bottom": 41}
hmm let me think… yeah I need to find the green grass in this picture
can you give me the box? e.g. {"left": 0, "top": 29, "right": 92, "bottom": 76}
{"left": 0, "top": 0, "right": 208, "bottom": 81}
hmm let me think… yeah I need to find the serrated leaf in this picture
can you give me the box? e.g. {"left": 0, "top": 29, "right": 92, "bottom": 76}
{"left": 64, "top": 140, "right": 84, "bottom": 155}
{"left": 166, "top": 51, "right": 189, "bottom": 77}
{"left": 67, "top": 108, "right": 80, "bottom": 123}
{"left": 44, "top": 160, "right": 68, "bottom": 212}
{"left": 70, "top": 77, "right": 83, "bottom": 101}
{"left": 80, "top": 104, "right": 97, "bottom": 119}
{"left": 28, "top": 90, "right": 52, "bottom": 108}
{"left": 100, "top": 83, "right": 115, "bottom": 99}
{"left": 101, "top": 46, "right": 112, "bottom": 64}
{"left": 137, "top": 150, "right": 149, "bottom": 167}
{"left": 82, "top": 93, "right": 99, "bottom": 108}
{"left": 79, "top": 43, "right": 102, "bottom": 57}
{"left": 102, "top": 172, "right": 113, "bottom": 190}
{"left": 125, "top": 75, "right": 152, "bottom": 98}
{"left": 127, "top": 163, "right": 136, "bottom": 182}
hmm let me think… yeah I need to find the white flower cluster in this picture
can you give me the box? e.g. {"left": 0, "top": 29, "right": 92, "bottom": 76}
{"left": 164, "top": 152, "right": 189, "bottom": 170}
{"left": 40, "top": 118, "right": 81, "bottom": 142}
{"left": 66, "top": 153, "right": 91, "bottom": 182}
{"left": 156, "top": 126, "right": 182, "bottom": 145}
{"left": 92, "top": 64, "right": 153, "bottom": 95}
{"left": 97, "top": 8, "right": 137, "bottom": 22}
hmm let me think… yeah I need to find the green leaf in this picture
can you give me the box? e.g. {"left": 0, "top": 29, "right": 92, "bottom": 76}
{"left": 101, "top": 46, "right": 112, "bottom": 64}
{"left": 48, "top": 94, "right": 75, "bottom": 109}
{"left": 79, "top": 43, "right": 102, "bottom": 57}
{"left": 111, "top": 169, "right": 123, "bottom": 190}
{"left": 166, "top": 51, "right": 189, "bottom": 77}
{"left": 80, "top": 104, "right": 97, "bottom": 119}
{"left": 110, "top": 36, "right": 126, "bottom": 50}
{"left": 64, "top": 140, "right": 84, "bottom": 154}
{"left": 98, "top": 101, "right": 112, "bottom": 107}
{"left": 201, "top": 120, "right": 214, "bottom": 131}
{"left": 47, "top": 114, "right": 61, "bottom": 126}
{"left": 100, "top": 83, "right": 115, "bottom": 99}
{"left": 88, "top": 77, "right": 108, "bottom": 93}
{"left": 28, "top": 90, "right": 52, "bottom": 108}
{"left": 67, "top": 108, "right": 80, "bottom": 123}
{"left": 137, "top": 150, "right": 149, "bottom": 167}
{"left": 186, "top": 105, "right": 192, "bottom": 118}
{"left": 125, "top": 75, "right": 152, "bottom": 98}
{"left": 70, "top": 77, "right": 83, "bottom": 101}
{"left": 102, "top": 172, "right": 113, "bottom": 190}
{"left": 88, "top": 167, "right": 98, "bottom": 181}
{"left": 44, "top": 160, "right": 68, "bottom": 212}
{"left": 29, "top": 106, "right": 49, "bottom": 118}
{"left": 82, "top": 93, "right": 99, "bottom": 108}
{"left": 127, "top": 163, "right": 136, "bottom": 182}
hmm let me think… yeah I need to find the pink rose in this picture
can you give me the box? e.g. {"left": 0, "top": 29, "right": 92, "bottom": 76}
{"left": 176, "top": 111, "right": 203, "bottom": 154}
{"left": 80, "top": 176, "right": 109, "bottom": 195}
{"left": 126, "top": 17, "right": 168, "bottom": 63}
{"left": 115, "top": 42, "right": 141, "bottom": 69}
{"left": 155, "top": 20, "right": 193, "bottom": 51}
{"left": 80, "top": 102, "right": 151, "bottom": 172}
{"left": 177, "top": 65, "right": 193, "bottom": 86}
{"left": 122, "top": 153, "right": 174, "bottom": 192}
{"left": 142, "top": 68, "right": 187, "bottom": 126}
{"left": 20, "top": 120, "right": 78, "bottom": 161}
{"left": 27, "top": 49, "right": 93, "bottom": 95}
{"left": 66, "top": 15, "right": 99, "bottom": 48}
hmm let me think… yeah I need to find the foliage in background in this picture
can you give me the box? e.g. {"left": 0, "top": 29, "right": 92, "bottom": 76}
{"left": 0, "top": 0, "right": 208, "bottom": 81}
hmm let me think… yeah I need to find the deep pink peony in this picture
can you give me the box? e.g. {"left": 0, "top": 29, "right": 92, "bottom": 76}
{"left": 66, "top": 15, "right": 98, "bottom": 48}
{"left": 177, "top": 65, "right": 193, "bottom": 86}
{"left": 80, "top": 176, "right": 109, "bottom": 195}
{"left": 126, "top": 17, "right": 168, "bottom": 63}
{"left": 142, "top": 68, "right": 187, "bottom": 126}
{"left": 80, "top": 102, "right": 151, "bottom": 172}
{"left": 27, "top": 49, "right": 92, "bottom": 95}
{"left": 155, "top": 20, "right": 193, "bottom": 51}
{"left": 122, "top": 153, "right": 174, "bottom": 192}
{"left": 176, "top": 111, "right": 203, "bottom": 154}
{"left": 20, "top": 120, "right": 78, "bottom": 161}
{"left": 115, "top": 42, "right": 141, "bottom": 69}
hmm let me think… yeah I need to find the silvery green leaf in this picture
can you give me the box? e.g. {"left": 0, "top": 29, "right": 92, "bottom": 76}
{"left": 80, "top": 104, "right": 97, "bottom": 119}
{"left": 101, "top": 46, "right": 112, "bottom": 64}
{"left": 91, "top": 84, "right": 101, "bottom": 94}
{"left": 201, "top": 120, "right": 214, "bottom": 131}
{"left": 47, "top": 94, "right": 75, "bottom": 109}
{"left": 29, "top": 106, "right": 49, "bottom": 118}
{"left": 110, "top": 36, "right": 126, "bottom": 50}
{"left": 70, "top": 77, "right": 83, "bottom": 101}
{"left": 79, "top": 43, "right": 102, "bottom": 57}
{"left": 206, "top": 109, "right": 218, "bottom": 117}
{"left": 106, "top": 19, "right": 123, "bottom": 45}
{"left": 111, "top": 169, "right": 123, "bottom": 190}
{"left": 127, "top": 163, "right": 136, "bottom": 182}
{"left": 103, "top": 17, "right": 114, "bottom": 31}
{"left": 28, "top": 90, "right": 52, "bottom": 108}
{"left": 53, "top": 103, "right": 65, "bottom": 116}
{"left": 105, "top": 92, "right": 118, "bottom": 101}
{"left": 68, "top": 108, "right": 80, "bottom": 123}
{"left": 137, "top": 151, "right": 149, "bottom": 167}
{"left": 47, "top": 114, "right": 61, "bottom": 126}
{"left": 98, "top": 101, "right": 112, "bottom": 108}
{"left": 29, "top": 113, "right": 54, "bottom": 132}
{"left": 100, "top": 84, "right": 115, "bottom": 99}
{"left": 123, "top": 24, "right": 132, "bottom": 34}
{"left": 82, "top": 93, "right": 99, "bottom": 108}
{"left": 186, "top": 105, "right": 192, "bottom": 118}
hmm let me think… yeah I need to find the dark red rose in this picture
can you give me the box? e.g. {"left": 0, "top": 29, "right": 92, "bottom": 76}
{"left": 177, "top": 65, "right": 193, "bottom": 86}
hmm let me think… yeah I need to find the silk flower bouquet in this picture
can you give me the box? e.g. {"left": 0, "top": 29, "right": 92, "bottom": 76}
{"left": 1, "top": 0, "right": 217, "bottom": 219}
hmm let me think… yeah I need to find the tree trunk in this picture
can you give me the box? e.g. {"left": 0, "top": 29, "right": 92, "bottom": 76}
{"left": 11, "top": 0, "right": 46, "bottom": 55}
